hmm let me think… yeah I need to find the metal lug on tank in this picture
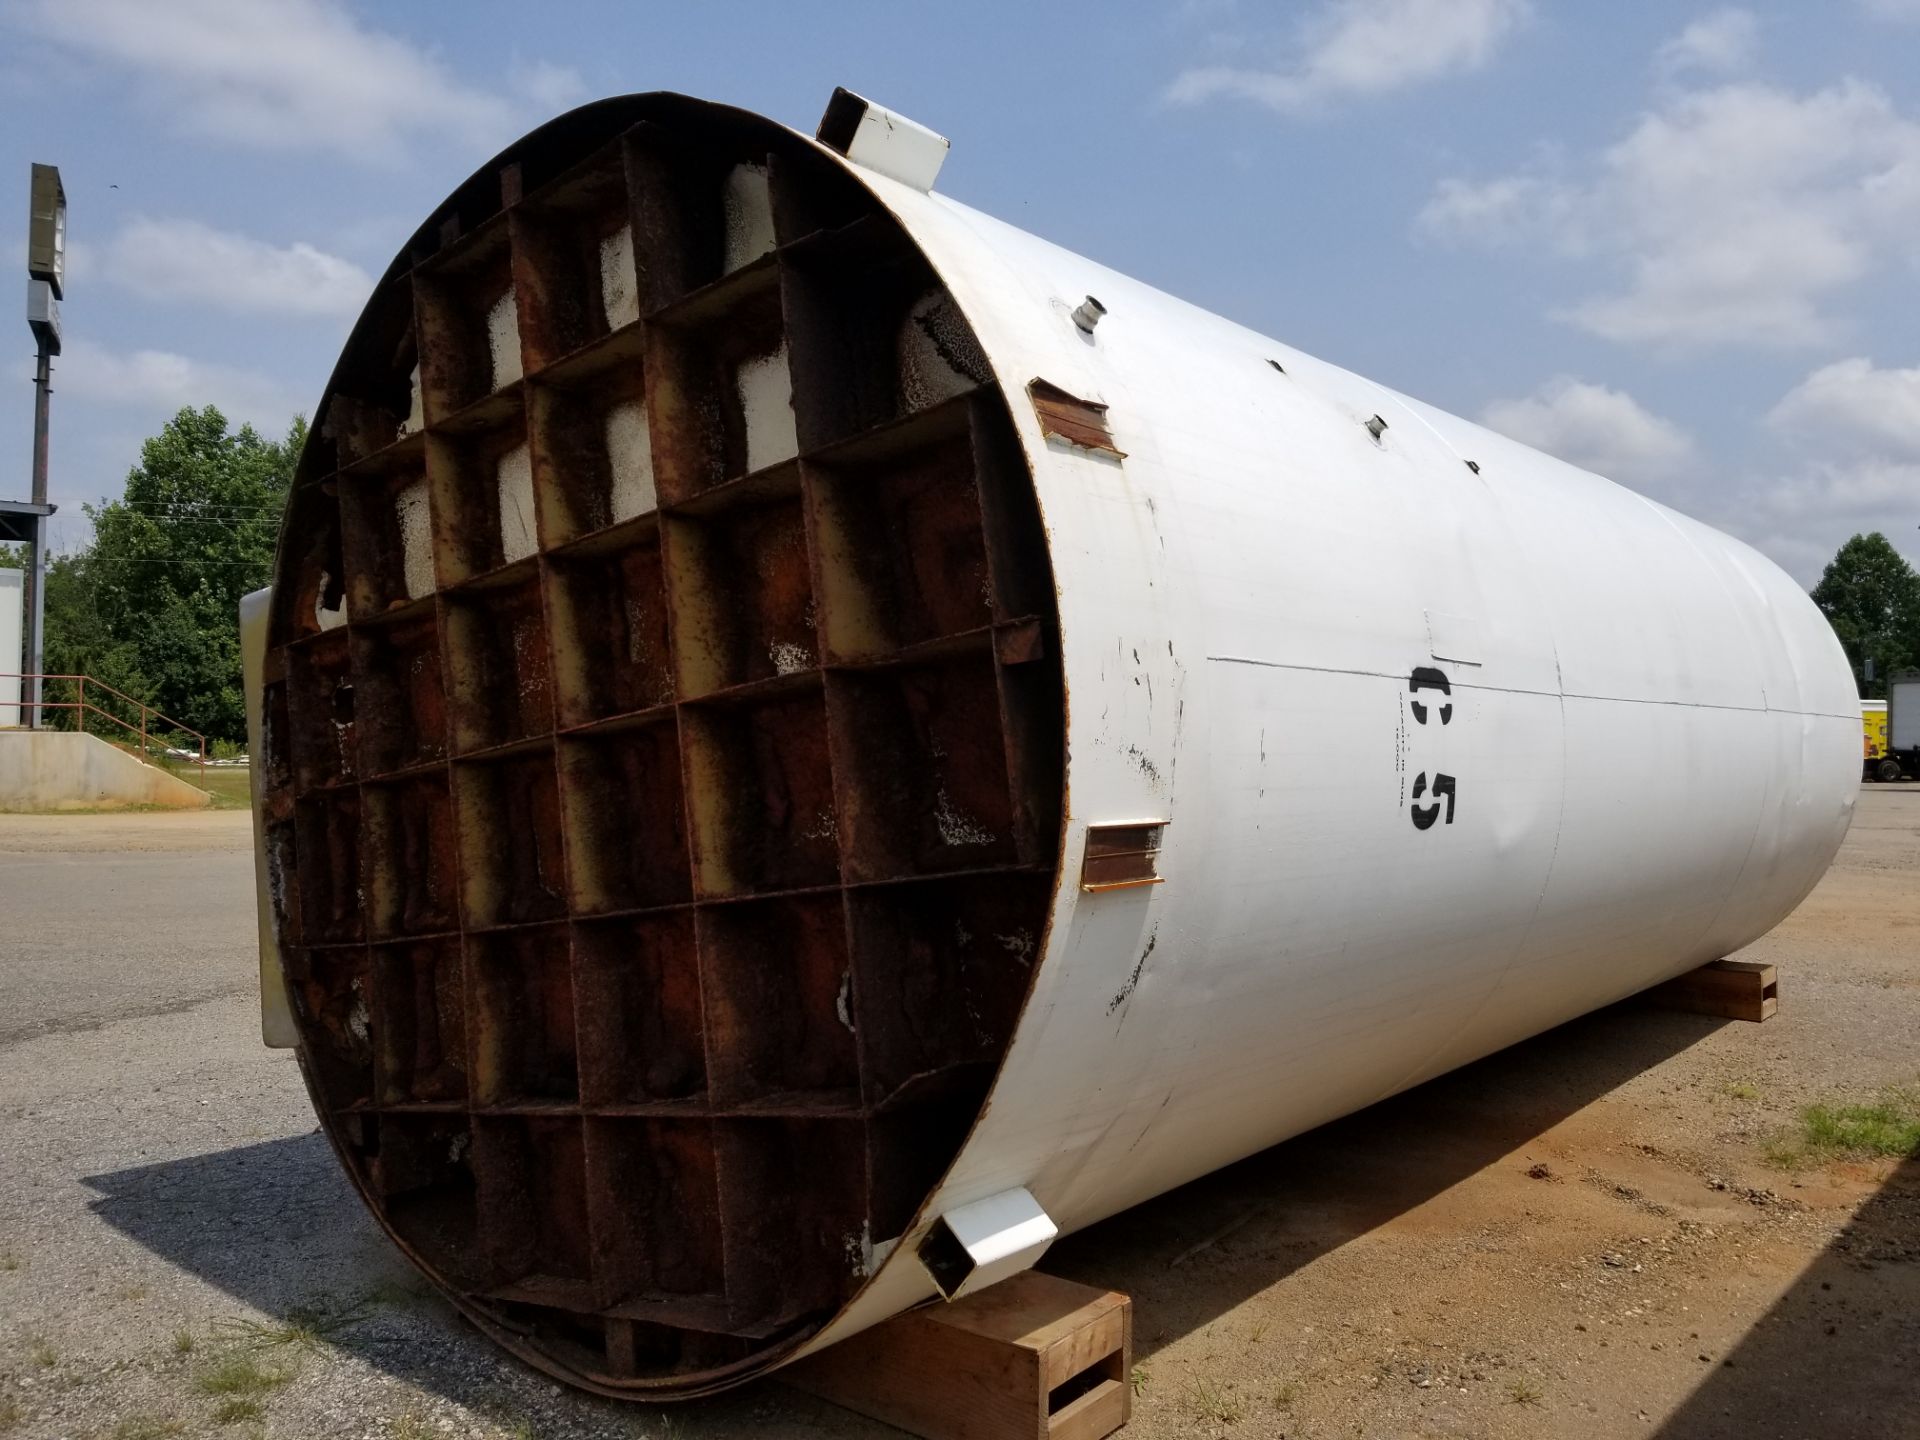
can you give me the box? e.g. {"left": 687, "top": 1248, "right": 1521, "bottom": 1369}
{"left": 1070, "top": 296, "right": 1108, "bottom": 335}
{"left": 815, "top": 87, "right": 951, "bottom": 191}
{"left": 915, "top": 1186, "right": 1057, "bottom": 1301}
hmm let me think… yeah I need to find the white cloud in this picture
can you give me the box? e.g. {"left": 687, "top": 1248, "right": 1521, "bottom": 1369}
{"left": 50, "top": 339, "right": 310, "bottom": 433}
{"left": 102, "top": 217, "right": 371, "bottom": 320}
{"left": 1420, "top": 174, "right": 1570, "bottom": 247}
{"left": 510, "top": 58, "right": 588, "bottom": 113}
{"left": 1654, "top": 8, "right": 1759, "bottom": 78}
{"left": 1746, "top": 357, "right": 1920, "bottom": 579}
{"left": 1690, "top": 360, "right": 1920, "bottom": 583}
{"left": 1481, "top": 377, "right": 1696, "bottom": 484}
{"left": 1767, "top": 358, "right": 1920, "bottom": 459}
{"left": 1167, "top": 0, "right": 1529, "bottom": 112}
{"left": 1732, "top": 456, "right": 1920, "bottom": 583}
{"left": 1421, "top": 80, "right": 1920, "bottom": 349}
{"left": 9, "top": 0, "right": 541, "bottom": 161}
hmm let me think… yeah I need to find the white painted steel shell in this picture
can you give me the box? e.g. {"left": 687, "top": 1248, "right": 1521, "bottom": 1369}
{"left": 792, "top": 130, "right": 1859, "bottom": 1356}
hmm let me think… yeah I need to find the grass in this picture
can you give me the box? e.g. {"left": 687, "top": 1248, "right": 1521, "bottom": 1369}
{"left": 1765, "top": 1087, "right": 1920, "bottom": 1169}
{"left": 389, "top": 1407, "right": 433, "bottom": 1440}
{"left": 1129, "top": 1364, "right": 1149, "bottom": 1396}
{"left": 194, "top": 1353, "right": 292, "bottom": 1398}
{"left": 1272, "top": 1381, "right": 1298, "bottom": 1409}
{"left": 1507, "top": 1377, "right": 1544, "bottom": 1406}
{"left": 26, "top": 1336, "right": 55, "bottom": 1368}
{"left": 213, "top": 1398, "right": 264, "bottom": 1425}
{"left": 216, "top": 1294, "right": 372, "bottom": 1352}
{"left": 0, "top": 1398, "right": 20, "bottom": 1433}
{"left": 154, "top": 757, "right": 252, "bottom": 809}
{"left": 1185, "top": 1375, "right": 1243, "bottom": 1425}
{"left": 176, "top": 764, "right": 252, "bottom": 808}
{"left": 1727, "top": 1081, "right": 1761, "bottom": 1101}
{"left": 119, "top": 1284, "right": 150, "bottom": 1302}
{"left": 171, "top": 1329, "right": 197, "bottom": 1356}
{"left": 473, "top": 1388, "right": 537, "bottom": 1439}
{"left": 111, "top": 1420, "right": 187, "bottom": 1440}
{"left": 0, "top": 1252, "right": 20, "bottom": 1272}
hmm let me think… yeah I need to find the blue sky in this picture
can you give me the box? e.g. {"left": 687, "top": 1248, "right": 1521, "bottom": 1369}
{"left": 2, "top": 0, "right": 1917, "bottom": 583}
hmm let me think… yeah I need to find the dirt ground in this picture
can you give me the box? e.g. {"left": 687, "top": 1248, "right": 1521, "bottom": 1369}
{"left": 0, "top": 791, "right": 1916, "bottom": 1440}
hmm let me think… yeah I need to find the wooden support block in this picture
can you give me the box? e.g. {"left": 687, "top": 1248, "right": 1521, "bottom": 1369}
{"left": 1644, "top": 959, "right": 1778, "bottom": 1023}
{"left": 785, "top": 1270, "right": 1132, "bottom": 1440}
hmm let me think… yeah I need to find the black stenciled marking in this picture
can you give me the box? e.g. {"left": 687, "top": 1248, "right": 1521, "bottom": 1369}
{"left": 1406, "top": 664, "right": 1459, "bottom": 830}
{"left": 1410, "top": 666, "right": 1452, "bottom": 726}
{"left": 1410, "top": 771, "right": 1457, "bottom": 829}
{"left": 1397, "top": 696, "right": 1407, "bottom": 808}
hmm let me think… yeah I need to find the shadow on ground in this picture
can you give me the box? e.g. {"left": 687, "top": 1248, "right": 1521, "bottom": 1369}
{"left": 1654, "top": 1153, "right": 1920, "bottom": 1440}
{"left": 79, "top": 999, "right": 1733, "bottom": 1428}
{"left": 76, "top": 1130, "right": 867, "bottom": 1432}
{"left": 79, "top": 1131, "right": 494, "bottom": 1395}
{"left": 82, "top": 1130, "right": 363, "bottom": 1315}
{"left": 1043, "top": 999, "right": 1726, "bottom": 1358}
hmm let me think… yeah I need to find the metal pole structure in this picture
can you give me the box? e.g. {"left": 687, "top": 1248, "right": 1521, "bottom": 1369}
{"left": 24, "top": 162, "right": 63, "bottom": 732}
{"left": 24, "top": 338, "right": 51, "bottom": 728}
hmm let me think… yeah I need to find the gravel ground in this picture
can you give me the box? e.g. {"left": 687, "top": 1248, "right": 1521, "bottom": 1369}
{"left": 0, "top": 792, "right": 1915, "bottom": 1439}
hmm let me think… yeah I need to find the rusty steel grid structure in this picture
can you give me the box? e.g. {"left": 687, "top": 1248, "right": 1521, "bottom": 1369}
{"left": 259, "top": 96, "right": 1064, "bottom": 1395}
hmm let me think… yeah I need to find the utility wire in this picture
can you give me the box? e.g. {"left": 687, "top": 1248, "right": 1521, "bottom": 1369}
{"left": 80, "top": 557, "right": 274, "bottom": 568}
{"left": 104, "top": 506, "right": 286, "bottom": 517}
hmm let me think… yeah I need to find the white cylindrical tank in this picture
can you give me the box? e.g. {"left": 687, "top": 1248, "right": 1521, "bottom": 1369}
{"left": 256, "top": 92, "right": 1858, "bottom": 1397}
{"left": 807, "top": 95, "right": 1859, "bottom": 1352}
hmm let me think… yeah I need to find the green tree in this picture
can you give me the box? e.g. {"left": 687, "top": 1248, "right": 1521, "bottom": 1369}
{"left": 83, "top": 407, "right": 301, "bottom": 742}
{"left": 1811, "top": 532, "right": 1920, "bottom": 698}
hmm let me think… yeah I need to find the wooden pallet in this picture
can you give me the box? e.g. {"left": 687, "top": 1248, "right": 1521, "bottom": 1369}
{"left": 1644, "top": 959, "right": 1778, "bottom": 1022}
{"left": 786, "top": 1270, "right": 1132, "bottom": 1440}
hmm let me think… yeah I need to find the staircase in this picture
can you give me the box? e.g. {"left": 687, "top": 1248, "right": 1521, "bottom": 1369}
{"left": 0, "top": 674, "right": 214, "bottom": 810}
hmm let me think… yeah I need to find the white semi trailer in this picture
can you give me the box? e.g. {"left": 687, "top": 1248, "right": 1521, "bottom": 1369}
{"left": 247, "top": 90, "right": 1860, "bottom": 1398}
{"left": 1883, "top": 670, "right": 1920, "bottom": 781}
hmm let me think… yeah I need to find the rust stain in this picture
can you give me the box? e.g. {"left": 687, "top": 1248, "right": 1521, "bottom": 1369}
{"left": 259, "top": 96, "right": 1070, "bottom": 1396}
{"left": 1028, "top": 378, "right": 1126, "bottom": 458}
{"left": 1107, "top": 930, "right": 1158, "bottom": 1015}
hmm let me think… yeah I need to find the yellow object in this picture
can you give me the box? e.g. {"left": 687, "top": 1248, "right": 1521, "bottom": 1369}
{"left": 1864, "top": 700, "right": 1888, "bottom": 762}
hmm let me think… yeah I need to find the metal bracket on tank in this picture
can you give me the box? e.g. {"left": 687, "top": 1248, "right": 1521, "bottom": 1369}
{"left": 240, "top": 584, "right": 298, "bottom": 1049}
{"left": 1081, "top": 820, "right": 1167, "bottom": 893}
{"left": 916, "top": 1187, "right": 1058, "bottom": 1301}
{"left": 815, "top": 88, "right": 951, "bottom": 191}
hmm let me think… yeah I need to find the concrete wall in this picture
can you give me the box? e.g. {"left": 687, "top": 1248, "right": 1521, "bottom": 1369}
{"left": 0, "top": 731, "right": 212, "bottom": 811}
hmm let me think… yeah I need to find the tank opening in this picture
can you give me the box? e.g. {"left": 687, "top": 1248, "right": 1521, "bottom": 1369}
{"left": 915, "top": 1216, "right": 976, "bottom": 1299}
{"left": 261, "top": 96, "right": 1063, "bottom": 1396}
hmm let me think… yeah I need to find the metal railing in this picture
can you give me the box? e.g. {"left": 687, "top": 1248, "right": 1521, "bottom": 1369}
{"left": 0, "top": 673, "right": 207, "bottom": 777}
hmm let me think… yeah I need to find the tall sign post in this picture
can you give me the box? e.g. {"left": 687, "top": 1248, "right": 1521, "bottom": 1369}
{"left": 19, "top": 163, "right": 66, "bottom": 727}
